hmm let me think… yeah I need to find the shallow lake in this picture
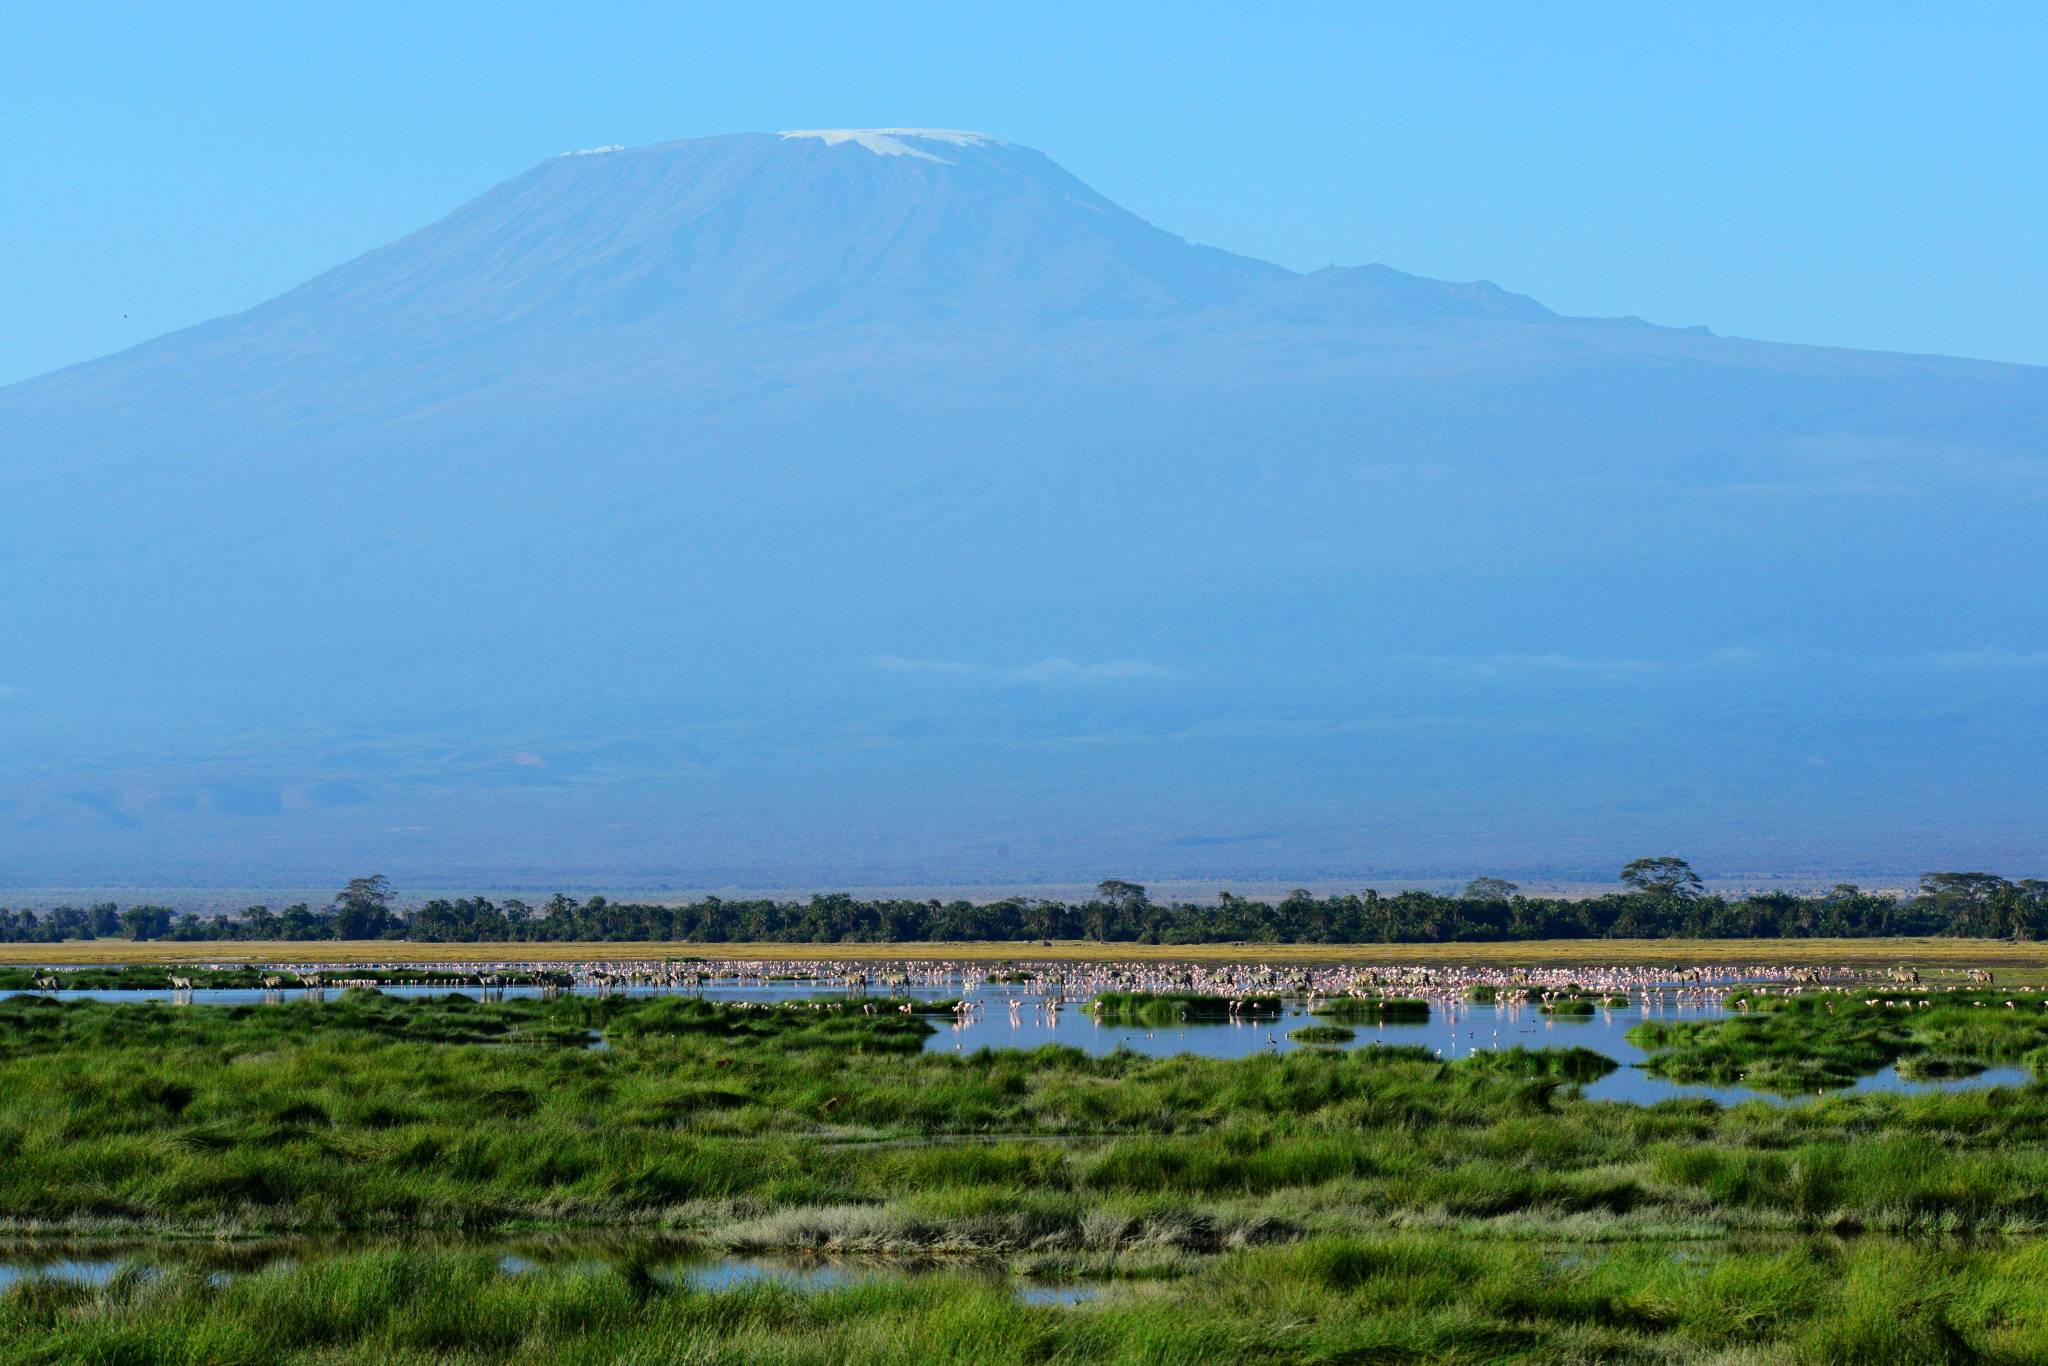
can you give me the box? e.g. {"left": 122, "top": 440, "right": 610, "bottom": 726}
{"left": 27, "top": 970, "right": 2039, "bottom": 1104}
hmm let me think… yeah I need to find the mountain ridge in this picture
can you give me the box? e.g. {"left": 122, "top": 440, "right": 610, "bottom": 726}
{"left": 0, "top": 131, "right": 1644, "bottom": 431}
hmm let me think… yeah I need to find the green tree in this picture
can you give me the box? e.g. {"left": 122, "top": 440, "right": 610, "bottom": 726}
{"left": 332, "top": 875, "right": 392, "bottom": 939}
{"left": 1463, "top": 877, "right": 1518, "bottom": 901}
{"left": 1918, "top": 872, "right": 2011, "bottom": 903}
{"left": 1096, "top": 880, "right": 1148, "bottom": 912}
{"left": 119, "top": 905, "right": 176, "bottom": 940}
{"left": 1619, "top": 857, "right": 1703, "bottom": 900}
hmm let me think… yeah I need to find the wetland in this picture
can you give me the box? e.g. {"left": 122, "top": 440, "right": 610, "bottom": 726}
{"left": 3, "top": 955, "right": 2046, "bottom": 1362}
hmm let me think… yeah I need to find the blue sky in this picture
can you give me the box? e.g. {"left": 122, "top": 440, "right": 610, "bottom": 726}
{"left": 5, "top": 2, "right": 2044, "bottom": 388}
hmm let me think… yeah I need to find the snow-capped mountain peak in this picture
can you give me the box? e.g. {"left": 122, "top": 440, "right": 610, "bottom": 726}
{"left": 777, "top": 127, "right": 1003, "bottom": 161}
{"left": 3, "top": 128, "right": 2045, "bottom": 885}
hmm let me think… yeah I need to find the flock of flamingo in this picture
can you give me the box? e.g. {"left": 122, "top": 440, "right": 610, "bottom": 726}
{"left": 125, "top": 955, "right": 1916, "bottom": 1014}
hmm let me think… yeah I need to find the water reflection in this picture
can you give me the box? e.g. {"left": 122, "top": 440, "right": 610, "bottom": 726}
{"left": 0, "top": 1233, "right": 1096, "bottom": 1303}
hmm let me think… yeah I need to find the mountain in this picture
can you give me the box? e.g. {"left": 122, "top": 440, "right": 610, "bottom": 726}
{"left": 3, "top": 129, "right": 2045, "bottom": 890}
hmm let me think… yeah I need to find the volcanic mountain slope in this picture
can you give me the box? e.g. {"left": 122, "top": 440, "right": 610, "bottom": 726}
{"left": 2, "top": 129, "right": 2044, "bottom": 886}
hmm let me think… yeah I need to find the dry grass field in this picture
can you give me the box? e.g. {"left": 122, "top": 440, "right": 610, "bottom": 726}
{"left": 5, "top": 936, "right": 2046, "bottom": 975}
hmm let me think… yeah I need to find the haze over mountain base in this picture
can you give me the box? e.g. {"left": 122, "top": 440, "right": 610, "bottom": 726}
{"left": 4, "top": 131, "right": 2043, "bottom": 888}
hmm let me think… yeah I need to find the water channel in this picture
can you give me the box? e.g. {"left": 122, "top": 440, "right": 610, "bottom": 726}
{"left": 0, "top": 1233, "right": 1099, "bottom": 1299}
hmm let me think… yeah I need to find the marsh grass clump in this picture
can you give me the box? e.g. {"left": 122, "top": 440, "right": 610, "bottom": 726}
{"left": 1459, "top": 1045, "right": 1618, "bottom": 1084}
{"left": 1894, "top": 1055, "right": 1988, "bottom": 1081}
{"left": 602, "top": 997, "right": 935, "bottom": 1050}
{"left": 1089, "top": 993, "right": 1281, "bottom": 1020}
{"left": 1540, "top": 999, "right": 1597, "bottom": 1017}
{"left": 1287, "top": 1025, "right": 1355, "bottom": 1044}
{"left": 1630, "top": 989, "right": 2048, "bottom": 1093}
{"left": 1313, "top": 997, "right": 1429, "bottom": 1021}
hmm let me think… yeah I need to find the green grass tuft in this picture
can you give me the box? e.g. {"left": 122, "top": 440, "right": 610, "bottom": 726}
{"left": 1287, "top": 1025, "right": 1355, "bottom": 1044}
{"left": 1089, "top": 993, "right": 1281, "bottom": 1020}
{"left": 1313, "top": 998, "right": 1429, "bottom": 1021}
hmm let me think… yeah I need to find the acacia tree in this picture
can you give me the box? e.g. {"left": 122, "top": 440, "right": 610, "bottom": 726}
{"left": 1462, "top": 877, "right": 1519, "bottom": 902}
{"left": 1919, "top": 872, "right": 2040, "bottom": 940}
{"left": 1917, "top": 872, "right": 2012, "bottom": 903}
{"left": 1619, "top": 857, "right": 1704, "bottom": 900}
{"left": 1087, "top": 880, "right": 1148, "bottom": 941}
{"left": 332, "top": 874, "right": 393, "bottom": 939}
{"left": 1095, "top": 880, "right": 1148, "bottom": 913}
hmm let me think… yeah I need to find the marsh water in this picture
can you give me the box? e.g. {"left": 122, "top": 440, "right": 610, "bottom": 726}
{"left": 0, "top": 1233, "right": 1101, "bottom": 1299}
{"left": 28, "top": 974, "right": 2036, "bottom": 1105}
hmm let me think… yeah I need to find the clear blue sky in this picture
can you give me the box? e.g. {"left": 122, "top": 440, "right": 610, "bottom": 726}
{"left": 5, "top": 2, "right": 2044, "bottom": 388}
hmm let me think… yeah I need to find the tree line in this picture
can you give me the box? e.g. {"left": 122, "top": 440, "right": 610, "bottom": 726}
{"left": 2, "top": 866, "right": 2045, "bottom": 945}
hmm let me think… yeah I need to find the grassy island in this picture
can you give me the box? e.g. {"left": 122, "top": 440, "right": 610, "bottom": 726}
{"left": 1630, "top": 987, "right": 2048, "bottom": 1093}
{"left": 1312, "top": 997, "right": 1430, "bottom": 1022}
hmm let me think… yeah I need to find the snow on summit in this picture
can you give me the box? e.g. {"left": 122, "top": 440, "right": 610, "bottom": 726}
{"left": 778, "top": 128, "right": 1002, "bottom": 161}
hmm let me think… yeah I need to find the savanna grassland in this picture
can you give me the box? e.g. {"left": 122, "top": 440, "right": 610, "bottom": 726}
{"left": 4, "top": 988, "right": 2048, "bottom": 1363}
